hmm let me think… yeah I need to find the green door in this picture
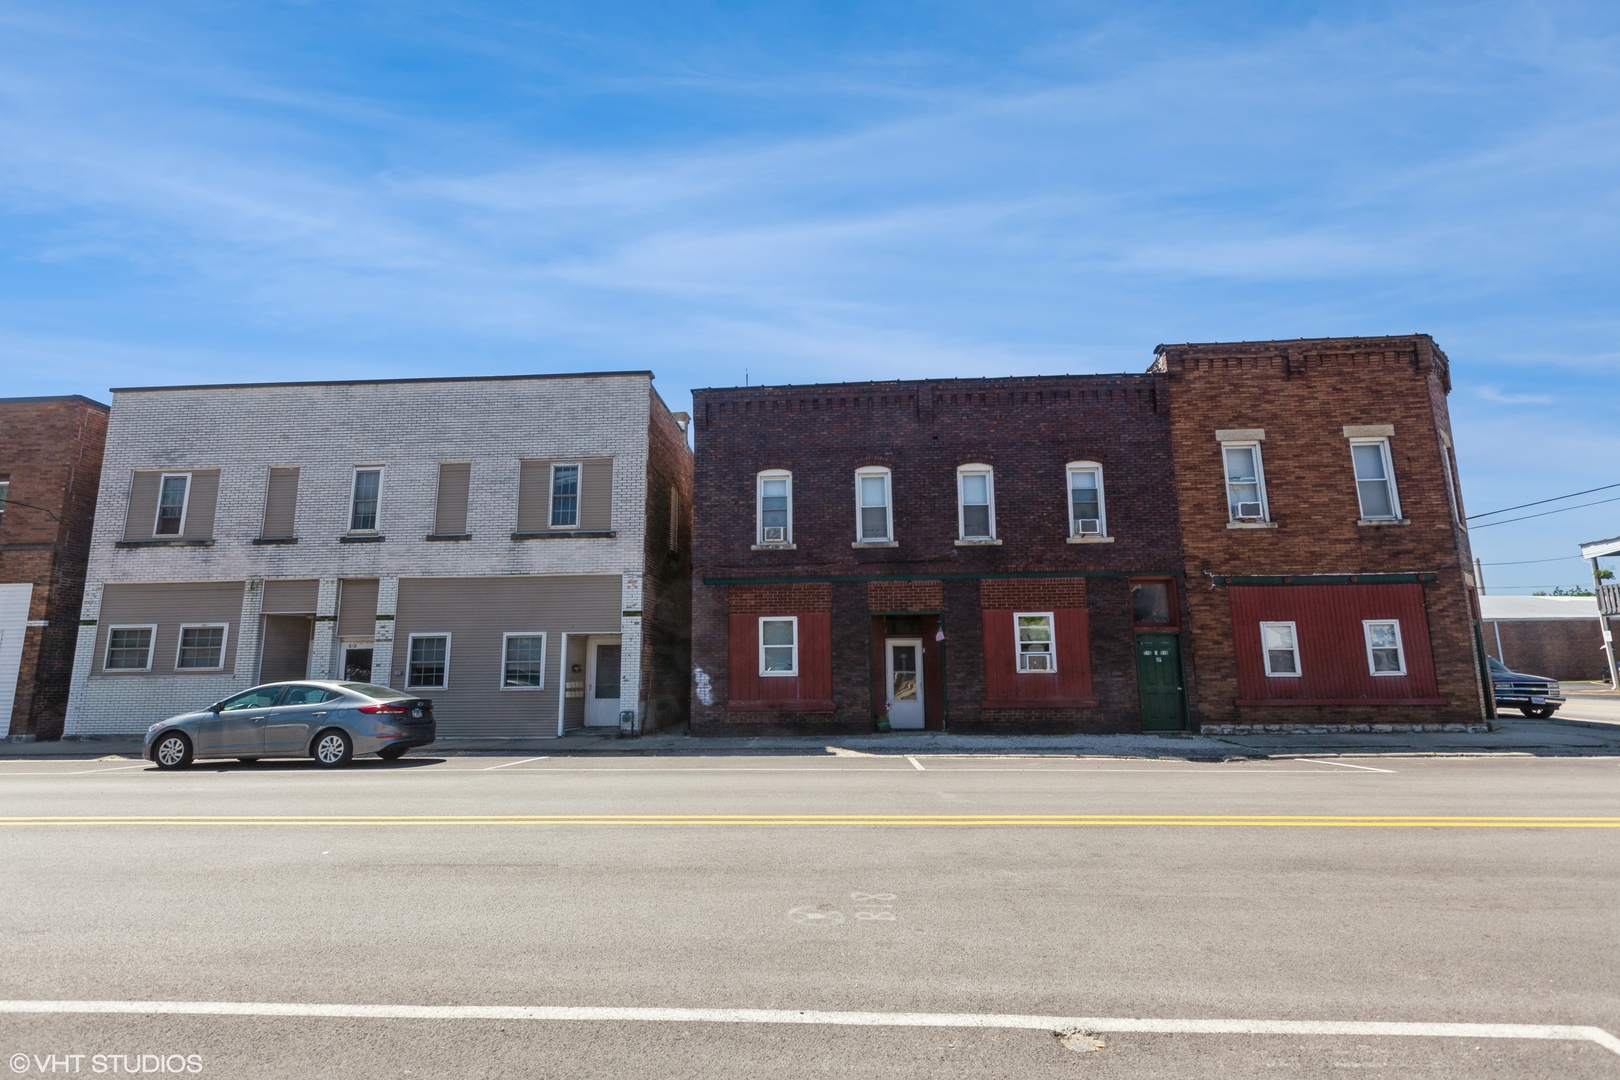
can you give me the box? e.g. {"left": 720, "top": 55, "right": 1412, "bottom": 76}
{"left": 1136, "top": 633, "right": 1186, "bottom": 731}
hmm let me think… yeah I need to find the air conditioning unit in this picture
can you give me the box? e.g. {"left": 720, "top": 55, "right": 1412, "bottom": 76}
{"left": 1235, "top": 502, "right": 1264, "bottom": 520}
{"left": 1075, "top": 518, "right": 1101, "bottom": 536}
{"left": 763, "top": 526, "right": 786, "bottom": 543}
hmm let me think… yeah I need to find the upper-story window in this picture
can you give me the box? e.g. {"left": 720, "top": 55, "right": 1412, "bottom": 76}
{"left": 757, "top": 471, "right": 792, "bottom": 545}
{"left": 957, "top": 465, "right": 996, "bottom": 541}
{"left": 349, "top": 468, "right": 382, "bottom": 532}
{"left": 855, "top": 467, "right": 893, "bottom": 543}
{"left": 1350, "top": 439, "right": 1401, "bottom": 521}
{"left": 0, "top": 476, "right": 9, "bottom": 530}
{"left": 155, "top": 474, "right": 191, "bottom": 536}
{"left": 1223, "top": 444, "right": 1268, "bottom": 523}
{"left": 550, "top": 464, "right": 581, "bottom": 528}
{"left": 1067, "top": 462, "right": 1106, "bottom": 538}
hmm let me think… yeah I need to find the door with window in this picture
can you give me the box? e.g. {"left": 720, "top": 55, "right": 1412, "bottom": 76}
{"left": 342, "top": 644, "right": 374, "bottom": 683}
{"left": 584, "top": 636, "right": 623, "bottom": 726}
{"left": 885, "top": 639, "right": 925, "bottom": 729}
{"left": 1135, "top": 634, "right": 1186, "bottom": 731}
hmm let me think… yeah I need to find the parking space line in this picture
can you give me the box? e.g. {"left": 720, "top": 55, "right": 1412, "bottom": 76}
{"left": 483, "top": 757, "right": 549, "bottom": 771}
{"left": 1, "top": 814, "right": 1616, "bottom": 827}
{"left": 1295, "top": 759, "right": 1396, "bottom": 773}
{"left": 906, "top": 756, "right": 925, "bottom": 771}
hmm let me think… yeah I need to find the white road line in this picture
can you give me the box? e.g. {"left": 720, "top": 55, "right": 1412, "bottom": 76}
{"left": 61, "top": 764, "right": 150, "bottom": 775}
{"left": 483, "top": 757, "right": 550, "bottom": 771}
{"left": 907, "top": 756, "right": 925, "bottom": 771}
{"left": 0, "top": 1000, "right": 1613, "bottom": 1056}
{"left": 1297, "top": 759, "right": 1395, "bottom": 773}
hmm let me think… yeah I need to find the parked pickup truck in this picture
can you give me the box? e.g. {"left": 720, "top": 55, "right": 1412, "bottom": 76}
{"left": 1488, "top": 656, "right": 1565, "bottom": 718}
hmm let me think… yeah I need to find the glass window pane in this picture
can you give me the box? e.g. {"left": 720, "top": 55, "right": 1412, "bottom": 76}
{"left": 1224, "top": 447, "right": 1257, "bottom": 482}
{"left": 1071, "top": 470, "right": 1100, "bottom": 525}
{"left": 1367, "top": 623, "right": 1397, "bottom": 649}
{"left": 1131, "top": 583, "right": 1171, "bottom": 625}
{"left": 177, "top": 626, "right": 225, "bottom": 668}
{"left": 961, "top": 474, "right": 988, "bottom": 504}
{"left": 761, "top": 620, "right": 795, "bottom": 647}
{"left": 861, "top": 505, "right": 888, "bottom": 539}
{"left": 350, "top": 470, "right": 380, "bottom": 531}
{"left": 156, "top": 476, "right": 188, "bottom": 535}
{"left": 962, "top": 505, "right": 990, "bottom": 537}
{"left": 551, "top": 466, "right": 579, "bottom": 527}
{"left": 1351, "top": 443, "right": 1387, "bottom": 481}
{"left": 1262, "top": 624, "right": 1293, "bottom": 650}
{"left": 1358, "top": 479, "right": 1394, "bottom": 519}
{"left": 860, "top": 476, "right": 887, "bottom": 507}
{"left": 408, "top": 636, "right": 448, "bottom": 687}
{"left": 221, "top": 686, "right": 282, "bottom": 710}
{"left": 106, "top": 627, "right": 152, "bottom": 669}
{"left": 504, "top": 635, "right": 544, "bottom": 687}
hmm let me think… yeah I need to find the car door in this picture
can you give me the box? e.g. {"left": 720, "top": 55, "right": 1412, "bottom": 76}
{"left": 264, "top": 684, "right": 341, "bottom": 756}
{"left": 203, "top": 685, "right": 284, "bottom": 756}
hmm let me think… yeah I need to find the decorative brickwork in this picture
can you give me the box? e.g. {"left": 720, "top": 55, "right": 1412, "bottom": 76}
{"left": 979, "top": 578, "right": 1087, "bottom": 609}
{"left": 868, "top": 580, "right": 943, "bottom": 612}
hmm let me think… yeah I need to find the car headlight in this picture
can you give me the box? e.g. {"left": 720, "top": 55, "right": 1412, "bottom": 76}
{"left": 148, "top": 722, "right": 165, "bottom": 733}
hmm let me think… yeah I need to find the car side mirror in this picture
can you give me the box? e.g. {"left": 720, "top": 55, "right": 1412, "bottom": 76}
{"left": 209, "top": 703, "right": 224, "bottom": 714}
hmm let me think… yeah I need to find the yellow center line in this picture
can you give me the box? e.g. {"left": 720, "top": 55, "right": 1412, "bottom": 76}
{"left": 0, "top": 815, "right": 1617, "bottom": 828}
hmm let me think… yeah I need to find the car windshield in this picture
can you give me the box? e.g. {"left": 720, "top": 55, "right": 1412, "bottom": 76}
{"left": 340, "top": 682, "right": 412, "bottom": 700}
{"left": 1488, "top": 657, "right": 1510, "bottom": 674}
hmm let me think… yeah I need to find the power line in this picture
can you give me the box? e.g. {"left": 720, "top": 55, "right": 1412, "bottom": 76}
{"left": 1479, "top": 556, "right": 1586, "bottom": 566}
{"left": 1467, "top": 481, "right": 1620, "bottom": 521}
{"left": 1469, "top": 494, "right": 1620, "bottom": 530}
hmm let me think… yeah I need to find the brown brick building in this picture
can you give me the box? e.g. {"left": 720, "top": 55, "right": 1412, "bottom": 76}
{"left": 690, "top": 335, "right": 1491, "bottom": 735}
{"left": 0, "top": 396, "right": 109, "bottom": 739}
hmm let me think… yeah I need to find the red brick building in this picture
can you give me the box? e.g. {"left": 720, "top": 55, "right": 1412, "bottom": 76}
{"left": 690, "top": 335, "right": 1491, "bottom": 734}
{"left": 0, "top": 396, "right": 109, "bottom": 739}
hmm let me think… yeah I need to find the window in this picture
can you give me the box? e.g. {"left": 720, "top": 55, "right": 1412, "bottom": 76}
{"left": 958, "top": 465, "right": 995, "bottom": 540}
{"left": 1363, "top": 620, "right": 1406, "bottom": 675}
{"left": 855, "top": 467, "right": 892, "bottom": 542}
{"left": 155, "top": 473, "right": 191, "bottom": 536}
{"left": 1015, "top": 613, "right": 1055, "bottom": 672}
{"left": 757, "top": 471, "right": 792, "bottom": 545}
{"left": 1067, "top": 462, "right": 1105, "bottom": 537}
{"left": 1130, "top": 581, "right": 1173, "bottom": 626}
{"left": 1350, "top": 440, "right": 1401, "bottom": 521}
{"left": 0, "top": 477, "right": 8, "bottom": 529}
{"left": 104, "top": 626, "right": 155, "bottom": 671}
{"left": 669, "top": 485, "right": 680, "bottom": 552}
{"left": 407, "top": 634, "right": 450, "bottom": 688}
{"left": 759, "top": 617, "right": 798, "bottom": 675}
{"left": 1223, "top": 445, "right": 1268, "bottom": 522}
{"left": 1260, "top": 622, "right": 1301, "bottom": 677}
{"left": 502, "top": 633, "right": 546, "bottom": 688}
{"left": 176, "top": 625, "right": 227, "bottom": 670}
{"left": 349, "top": 468, "right": 382, "bottom": 532}
{"left": 281, "top": 685, "right": 342, "bottom": 706}
{"left": 550, "top": 464, "right": 580, "bottom": 528}
{"left": 219, "top": 686, "right": 284, "bottom": 711}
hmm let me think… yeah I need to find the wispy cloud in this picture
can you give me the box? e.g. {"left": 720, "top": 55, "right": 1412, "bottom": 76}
{"left": 1477, "top": 385, "right": 1555, "bottom": 405}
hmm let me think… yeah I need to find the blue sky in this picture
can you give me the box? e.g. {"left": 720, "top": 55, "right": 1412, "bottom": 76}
{"left": 1, "top": 1, "right": 1616, "bottom": 590}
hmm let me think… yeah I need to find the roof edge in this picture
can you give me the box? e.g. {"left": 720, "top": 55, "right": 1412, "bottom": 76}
{"left": 0, "top": 394, "right": 110, "bottom": 410}
{"left": 109, "top": 371, "right": 656, "bottom": 394}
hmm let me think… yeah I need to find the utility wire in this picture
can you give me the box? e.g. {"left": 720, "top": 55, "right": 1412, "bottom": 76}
{"left": 1467, "top": 480, "right": 1620, "bottom": 521}
{"left": 1469, "top": 494, "right": 1620, "bottom": 529}
{"left": 1479, "top": 556, "right": 1587, "bottom": 566}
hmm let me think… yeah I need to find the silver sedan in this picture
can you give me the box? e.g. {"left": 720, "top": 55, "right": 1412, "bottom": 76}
{"left": 145, "top": 681, "right": 436, "bottom": 769}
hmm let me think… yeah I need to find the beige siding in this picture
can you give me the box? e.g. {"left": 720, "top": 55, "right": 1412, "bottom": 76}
{"left": 183, "top": 469, "right": 220, "bottom": 539}
{"left": 94, "top": 581, "right": 244, "bottom": 675}
{"left": 392, "top": 575, "right": 621, "bottom": 735}
{"left": 434, "top": 462, "right": 471, "bottom": 535}
{"left": 515, "top": 459, "right": 552, "bottom": 532}
{"left": 337, "top": 578, "right": 379, "bottom": 636}
{"left": 262, "top": 467, "right": 300, "bottom": 537}
{"left": 262, "top": 579, "right": 319, "bottom": 614}
{"left": 260, "top": 615, "right": 313, "bottom": 682}
{"left": 121, "top": 469, "right": 219, "bottom": 540}
{"left": 581, "top": 457, "right": 612, "bottom": 530}
{"left": 516, "top": 457, "right": 612, "bottom": 533}
{"left": 123, "top": 471, "right": 162, "bottom": 540}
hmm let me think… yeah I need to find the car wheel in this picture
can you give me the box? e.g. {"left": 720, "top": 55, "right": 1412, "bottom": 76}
{"left": 1523, "top": 706, "right": 1557, "bottom": 719}
{"left": 153, "top": 732, "right": 194, "bottom": 770}
{"left": 378, "top": 745, "right": 408, "bottom": 761}
{"left": 312, "top": 729, "right": 353, "bottom": 768}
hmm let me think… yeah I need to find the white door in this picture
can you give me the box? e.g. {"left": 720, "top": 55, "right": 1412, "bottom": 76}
{"left": 885, "top": 638, "right": 925, "bottom": 730}
{"left": 0, "top": 584, "right": 33, "bottom": 738}
{"left": 584, "top": 636, "right": 623, "bottom": 727}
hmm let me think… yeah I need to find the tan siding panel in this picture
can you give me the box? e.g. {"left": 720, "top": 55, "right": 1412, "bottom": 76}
{"left": 260, "top": 615, "right": 313, "bottom": 682}
{"left": 262, "top": 467, "right": 300, "bottom": 537}
{"left": 94, "top": 581, "right": 245, "bottom": 675}
{"left": 392, "top": 575, "right": 621, "bottom": 736}
{"left": 262, "top": 579, "right": 319, "bottom": 614}
{"left": 435, "top": 462, "right": 471, "bottom": 535}
{"left": 337, "top": 578, "right": 379, "bottom": 636}
{"left": 581, "top": 457, "right": 613, "bottom": 530}
{"left": 183, "top": 469, "right": 220, "bottom": 539}
{"left": 516, "top": 459, "right": 552, "bottom": 532}
{"left": 123, "top": 471, "right": 162, "bottom": 540}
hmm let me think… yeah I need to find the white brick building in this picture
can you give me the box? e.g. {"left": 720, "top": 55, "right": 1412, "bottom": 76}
{"left": 65, "top": 372, "right": 692, "bottom": 739}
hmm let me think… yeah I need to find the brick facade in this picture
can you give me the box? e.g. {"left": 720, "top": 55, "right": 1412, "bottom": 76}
{"left": 0, "top": 396, "right": 109, "bottom": 739}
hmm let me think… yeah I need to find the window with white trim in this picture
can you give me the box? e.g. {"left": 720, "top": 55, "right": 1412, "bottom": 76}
{"left": 349, "top": 468, "right": 382, "bottom": 532}
{"left": 407, "top": 633, "right": 450, "bottom": 688}
{"left": 1067, "top": 462, "right": 1106, "bottom": 537}
{"left": 759, "top": 617, "right": 798, "bottom": 675}
{"left": 855, "top": 467, "right": 892, "bottom": 542}
{"left": 0, "top": 477, "right": 11, "bottom": 530}
{"left": 1260, "top": 622, "right": 1300, "bottom": 677}
{"left": 1015, "top": 612, "right": 1055, "bottom": 672}
{"left": 176, "top": 624, "right": 227, "bottom": 670}
{"left": 550, "top": 464, "right": 580, "bottom": 528}
{"left": 668, "top": 485, "right": 680, "bottom": 552}
{"left": 1363, "top": 620, "right": 1406, "bottom": 676}
{"left": 1350, "top": 440, "right": 1401, "bottom": 520}
{"left": 502, "top": 633, "right": 546, "bottom": 688}
{"left": 757, "top": 471, "right": 792, "bottom": 545}
{"left": 155, "top": 473, "right": 191, "bottom": 536}
{"left": 1223, "top": 444, "right": 1268, "bottom": 522}
{"left": 957, "top": 465, "right": 995, "bottom": 540}
{"left": 104, "top": 626, "right": 155, "bottom": 671}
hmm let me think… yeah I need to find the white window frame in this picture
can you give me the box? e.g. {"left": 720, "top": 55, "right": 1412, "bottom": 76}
{"left": 1066, "top": 461, "right": 1106, "bottom": 538}
{"left": 957, "top": 464, "right": 996, "bottom": 541}
{"left": 405, "top": 632, "right": 452, "bottom": 689}
{"left": 348, "top": 466, "right": 384, "bottom": 533}
{"left": 549, "top": 462, "right": 582, "bottom": 529}
{"left": 103, "top": 624, "right": 157, "bottom": 672}
{"left": 0, "top": 478, "right": 11, "bottom": 528}
{"left": 153, "top": 472, "right": 192, "bottom": 536}
{"left": 1362, "top": 619, "right": 1407, "bottom": 677}
{"left": 174, "top": 623, "right": 229, "bottom": 671}
{"left": 854, "top": 466, "right": 893, "bottom": 543}
{"left": 1014, "top": 611, "right": 1057, "bottom": 674}
{"left": 1223, "top": 443, "right": 1269, "bottom": 523}
{"left": 1349, "top": 438, "right": 1402, "bottom": 521}
{"left": 499, "top": 631, "right": 548, "bottom": 690}
{"left": 756, "top": 470, "right": 793, "bottom": 546}
{"left": 1260, "top": 621, "right": 1302, "bottom": 678}
{"left": 758, "top": 616, "right": 799, "bottom": 677}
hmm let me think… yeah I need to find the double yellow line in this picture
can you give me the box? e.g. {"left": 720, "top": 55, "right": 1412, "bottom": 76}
{"left": 1, "top": 814, "right": 1618, "bottom": 828}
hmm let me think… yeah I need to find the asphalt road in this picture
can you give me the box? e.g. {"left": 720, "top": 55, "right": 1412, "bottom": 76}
{"left": 1559, "top": 690, "right": 1620, "bottom": 727}
{"left": 1, "top": 753, "right": 1617, "bottom": 1078}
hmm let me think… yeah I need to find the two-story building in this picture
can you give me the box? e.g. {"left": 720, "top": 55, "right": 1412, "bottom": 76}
{"left": 64, "top": 372, "right": 692, "bottom": 740}
{"left": 690, "top": 334, "right": 1490, "bottom": 734}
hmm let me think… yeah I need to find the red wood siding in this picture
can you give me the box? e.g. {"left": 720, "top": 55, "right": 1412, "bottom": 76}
{"left": 1229, "top": 584, "right": 1443, "bottom": 705}
{"left": 981, "top": 608, "right": 1095, "bottom": 707}
{"left": 727, "top": 613, "right": 833, "bottom": 710}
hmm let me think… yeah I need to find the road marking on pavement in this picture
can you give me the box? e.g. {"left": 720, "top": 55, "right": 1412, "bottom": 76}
{"left": 2, "top": 814, "right": 1618, "bottom": 827}
{"left": 1296, "top": 759, "right": 1395, "bottom": 773}
{"left": 483, "top": 757, "right": 549, "bottom": 770}
{"left": 0, "top": 1000, "right": 1614, "bottom": 1056}
{"left": 60, "top": 764, "right": 151, "bottom": 775}
{"left": 907, "top": 756, "right": 925, "bottom": 771}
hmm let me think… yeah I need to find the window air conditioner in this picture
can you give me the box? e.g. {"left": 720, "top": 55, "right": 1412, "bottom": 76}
{"left": 763, "top": 526, "right": 786, "bottom": 543}
{"left": 1236, "top": 502, "right": 1263, "bottom": 520}
{"left": 1076, "top": 518, "right": 1101, "bottom": 536}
